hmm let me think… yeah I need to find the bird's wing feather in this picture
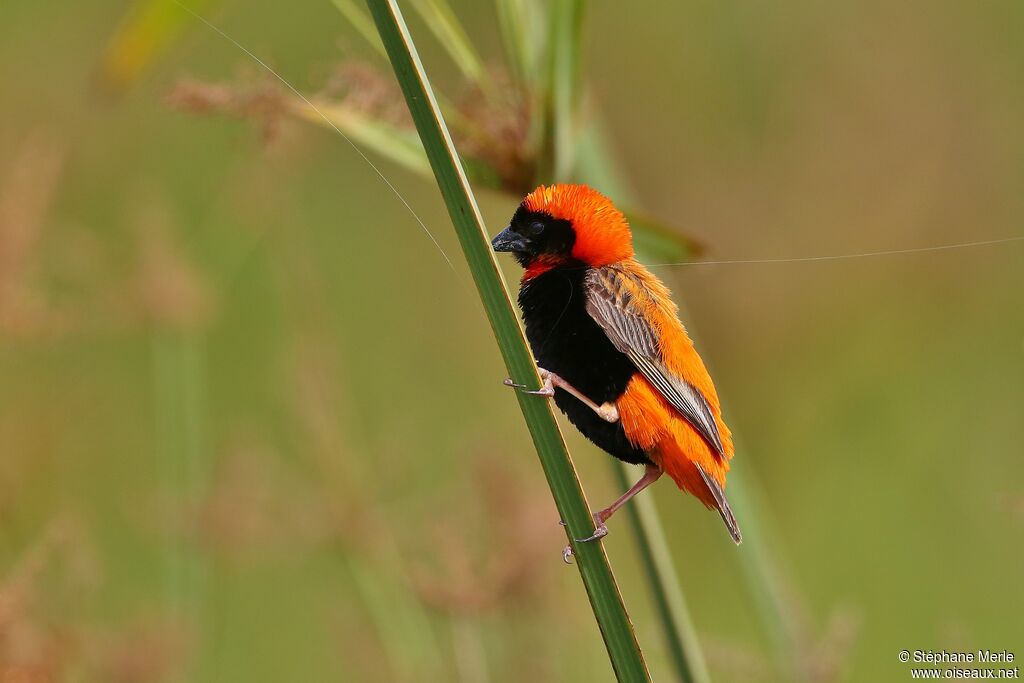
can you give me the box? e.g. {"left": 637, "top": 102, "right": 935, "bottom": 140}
{"left": 584, "top": 266, "right": 725, "bottom": 457}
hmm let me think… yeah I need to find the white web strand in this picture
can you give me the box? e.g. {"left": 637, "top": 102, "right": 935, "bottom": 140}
{"left": 173, "top": 0, "right": 457, "bottom": 273}
{"left": 649, "top": 235, "right": 1024, "bottom": 268}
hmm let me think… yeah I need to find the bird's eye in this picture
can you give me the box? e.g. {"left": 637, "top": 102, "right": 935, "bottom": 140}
{"left": 528, "top": 221, "right": 546, "bottom": 235}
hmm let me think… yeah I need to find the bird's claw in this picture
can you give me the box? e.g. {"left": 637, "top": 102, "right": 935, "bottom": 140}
{"left": 575, "top": 523, "right": 609, "bottom": 543}
{"left": 559, "top": 514, "right": 608, "bottom": 563}
{"left": 503, "top": 377, "right": 555, "bottom": 396}
{"left": 574, "top": 511, "right": 609, "bottom": 543}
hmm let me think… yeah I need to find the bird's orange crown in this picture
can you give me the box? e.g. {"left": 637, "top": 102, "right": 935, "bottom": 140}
{"left": 523, "top": 184, "right": 635, "bottom": 267}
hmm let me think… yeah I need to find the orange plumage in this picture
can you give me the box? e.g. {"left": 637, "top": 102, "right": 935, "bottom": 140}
{"left": 616, "top": 322, "right": 735, "bottom": 509}
{"left": 494, "top": 183, "right": 740, "bottom": 543}
{"left": 523, "top": 184, "right": 635, "bottom": 267}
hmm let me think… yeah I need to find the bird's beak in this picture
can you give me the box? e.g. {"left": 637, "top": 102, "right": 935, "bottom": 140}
{"left": 491, "top": 226, "right": 527, "bottom": 253}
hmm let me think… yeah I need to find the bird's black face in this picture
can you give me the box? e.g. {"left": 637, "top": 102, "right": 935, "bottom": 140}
{"left": 491, "top": 207, "right": 575, "bottom": 268}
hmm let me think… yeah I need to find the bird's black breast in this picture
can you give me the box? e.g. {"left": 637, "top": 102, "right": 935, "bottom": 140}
{"left": 518, "top": 265, "right": 650, "bottom": 465}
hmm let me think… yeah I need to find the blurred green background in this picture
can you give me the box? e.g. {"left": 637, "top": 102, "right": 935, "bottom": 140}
{"left": 1, "top": 1, "right": 1022, "bottom": 681}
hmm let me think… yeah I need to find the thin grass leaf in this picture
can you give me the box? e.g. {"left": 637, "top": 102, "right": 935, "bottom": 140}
{"left": 449, "top": 616, "right": 491, "bottom": 683}
{"left": 494, "top": 0, "right": 541, "bottom": 84}
{"left": 542, "top": 0, "right": 586, "bottom": 181}
{"left": 289, "top": 98, "right": 510, "bottom": 190}
{"left": 723, "top": 470, "right": 807, "bottom": 680}
{"left": 347, "top": 557, "right": 446, "bottom": 681}
{"left": 150, "top": 332, "right": 210, "bottom": 657}
{"left": 332, "top": 0, "right": 388, "bottom": 57}
{"left": 627, "top": 212, "right": 704, "bottom": 263}
{"left": 408, "top": 0, "right": 486, "bottom": 85}
{"left": 364, "top": 1, "right": 651, "bottom": 679}
{"left": 290, "top": 99, "right": 430, "bottom": 174}
{"left": 612, "top": 463, "right": 712, "bottom": 683}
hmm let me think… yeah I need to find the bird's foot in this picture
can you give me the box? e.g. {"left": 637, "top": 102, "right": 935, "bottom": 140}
{"left": 503, "top": 368, "right": 555, "bottom": 397}
{"left": 505, "top": 370, "right": 619, "bottom": 423}
{"left": 560, "top": 512, "right": 611, "bottom": 563}
{"left": 576, "top": 520, "right": 609, "bottom": 543}
{"left": 503, "top": 377, "right": 554, "bottom": 396}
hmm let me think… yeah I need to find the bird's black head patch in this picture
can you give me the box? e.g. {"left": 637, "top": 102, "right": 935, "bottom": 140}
{"left": 491, "top": 206, "right": 576, "bottom": 268}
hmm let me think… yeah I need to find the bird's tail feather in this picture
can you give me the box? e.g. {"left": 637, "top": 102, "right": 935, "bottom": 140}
{"left": 696, "top": 463, "right": 742, "bottom": 545}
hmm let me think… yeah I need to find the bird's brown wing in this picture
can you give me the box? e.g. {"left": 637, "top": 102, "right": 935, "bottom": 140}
{"left": 584, "top": 265, "right": 725, "bottom": 457}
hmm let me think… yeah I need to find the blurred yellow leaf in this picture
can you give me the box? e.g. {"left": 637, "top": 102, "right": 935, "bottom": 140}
{"left": 98, "top": 0, "right": 219, "bottom": 93}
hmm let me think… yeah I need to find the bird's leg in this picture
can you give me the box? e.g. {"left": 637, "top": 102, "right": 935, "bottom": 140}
{"left": 575, "top": 464, "right": 663, "bottom": 543}
{"left": 504, "top": 368, "right": 619, "bottom": 423}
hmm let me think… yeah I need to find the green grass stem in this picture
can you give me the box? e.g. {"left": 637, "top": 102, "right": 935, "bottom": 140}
{"left": 365, "top": 1, "right": 651, "bottom": 679}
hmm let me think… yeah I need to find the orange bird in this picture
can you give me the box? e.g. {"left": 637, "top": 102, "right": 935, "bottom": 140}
{"left": 492, "top": 184, "right": 741, "bottom": 546}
